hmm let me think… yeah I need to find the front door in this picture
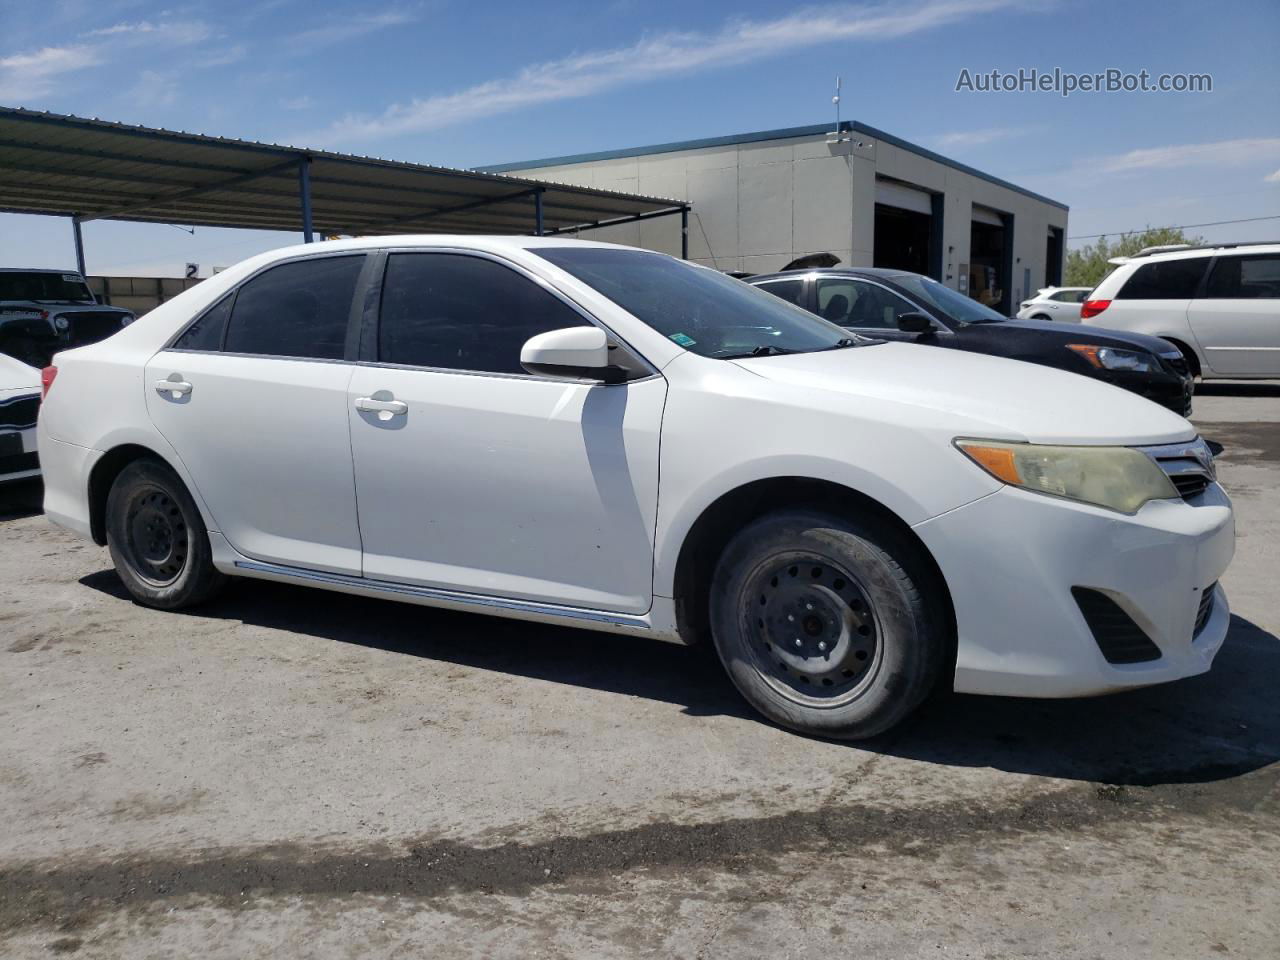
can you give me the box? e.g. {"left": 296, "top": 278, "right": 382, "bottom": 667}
{"left": 145, "top": 254, "right": 367, "bottom": 574}
{"left": 348, "top": 251, "right": 665, "bottom": 613}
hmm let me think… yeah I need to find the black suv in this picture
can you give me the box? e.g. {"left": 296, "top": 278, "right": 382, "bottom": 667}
{"left": 748, "top": 267, "right": 1193, "bottom": 415}
{"left": 0, "top": 268, "right": 135, "bottom": 369}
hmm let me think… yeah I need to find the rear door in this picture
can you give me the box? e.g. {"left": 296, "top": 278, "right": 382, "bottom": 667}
{"left": 1188, "top": 253, "right": 1280, "bottom": 376}
{"left": 145, "top": 253, "right": 370, "bottom": 574}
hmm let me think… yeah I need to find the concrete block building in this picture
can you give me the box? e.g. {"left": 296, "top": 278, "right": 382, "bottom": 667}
{"left": 480, "top": 121, "right": 1068, "bottom": 315}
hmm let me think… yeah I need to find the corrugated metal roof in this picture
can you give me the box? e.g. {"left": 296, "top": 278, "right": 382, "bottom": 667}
{"left": 0, "top": 107, "right": 685, "bottom": 235}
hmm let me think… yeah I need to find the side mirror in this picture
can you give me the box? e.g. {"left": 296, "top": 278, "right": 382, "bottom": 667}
{"left": 520, "top": 326, "right": 620, "bottom": 382}
{"left": 897, "top": 312, "right": 933, "bottom": 334}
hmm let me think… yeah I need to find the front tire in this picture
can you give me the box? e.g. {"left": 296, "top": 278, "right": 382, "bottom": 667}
{"left": 105, "top": 459, "right": 226, "bottom": 609}
{"left": 709, "top": 510, "right": 945, "bottom": 740}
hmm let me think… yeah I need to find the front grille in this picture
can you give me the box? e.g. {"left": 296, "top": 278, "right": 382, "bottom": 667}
{"left": 0, "top": 450, "right": 39, "bottom": 476}
{"left": 58, "top": 312, "right": 125, "bottom": 348}
{"left": 1140, "top": 438, "right": 1216, "bottom": 504}
{"left": 0, "top": 394, "right": 39, "bottom": 430}
{"left": 1193, "top": 583, "right": 1217, "bottom": 638}
{"left": 1072, "top": 587, "right": 1163, "bottom": 664}
{"left": 1171, "top": 473, "right": 1210, "bottom": 499}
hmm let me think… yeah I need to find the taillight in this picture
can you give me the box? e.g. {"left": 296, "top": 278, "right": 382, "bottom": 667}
{"left": 1080, "top": 299, "right": 1111, "bottom": 319}
{"left": 41, "top": 365, "right": 58, "bottom": 400}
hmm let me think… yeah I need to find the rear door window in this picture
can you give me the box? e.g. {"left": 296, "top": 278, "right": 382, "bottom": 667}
{"left": 173, "top": 294, "right": 233, "bottom": 351}
{"left": 1117, "top": 258, "right": 1207, "bottom": 299}
{"left": 222, "top": 255, "right": 364, "bottom": 359}
{"left": 755, "top": 279, "right": 805, "bottom": 307}
{"left": 1204, "top": 254, "right": 1280, "bottom": 299}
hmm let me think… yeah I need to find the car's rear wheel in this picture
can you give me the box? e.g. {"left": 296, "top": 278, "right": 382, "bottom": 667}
{"left": 105, "top": 459, "right": 226, "bottom": 609}
{"left": 709, "top": 510, "right": 944, "bottom": 740}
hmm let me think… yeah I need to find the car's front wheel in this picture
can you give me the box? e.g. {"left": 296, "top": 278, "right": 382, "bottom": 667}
{"left": 709, "top": 510, "right": 946, "bottom": 740}
{"left": 105, "top": 458, "right": 226, "bottom": 609}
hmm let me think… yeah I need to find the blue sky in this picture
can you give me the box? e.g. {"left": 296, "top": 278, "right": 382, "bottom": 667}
{"left": 1, "top": 0, "right": 1277, "bottom": 276}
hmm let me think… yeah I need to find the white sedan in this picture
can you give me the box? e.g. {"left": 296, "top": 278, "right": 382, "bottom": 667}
{"left": 0, "top": 352, "right": 41, "bottom": 484}
{"left": 38, "top": 237, "right": 1234, "bottom": 739}
{"left": 1016, "top": 286, "right": 1093, "bottom": 321}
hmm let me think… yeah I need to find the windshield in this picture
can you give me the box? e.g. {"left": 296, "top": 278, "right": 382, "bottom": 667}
{"left": 0, "top": 271, "right": 94, "bottom": 304}
{"left": 535, "top": 248, "right": 864, "bottom": 359}
{"left": 890, "top": 274, "right": 1006, "bottom": 324}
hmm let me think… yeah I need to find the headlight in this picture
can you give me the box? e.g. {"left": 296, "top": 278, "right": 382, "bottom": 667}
{"left": 955, "top": 439, "right": 1178, "bottom": 514}
{"left": 1066, "top": 344, "right": 1159, "bottom": 373}
{"left": 53, "top": 316, "right": 70, "bottom": 332}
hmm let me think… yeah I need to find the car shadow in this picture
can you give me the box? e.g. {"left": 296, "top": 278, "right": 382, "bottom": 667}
{"left": 79, "top": 570, "right": 1280, "bottom": 787}
{"left": 0, "top": 478, "right": 43, "bottom": 521}
{"left": 1195, "top": 381, "right": 1280, "bottom": 398}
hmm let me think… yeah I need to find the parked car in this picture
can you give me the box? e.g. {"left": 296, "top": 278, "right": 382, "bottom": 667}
{"left": 0, "top": 268, "right": 135, "bottom": 369}
{"left": 749, "top": 267, "right": 1194, "bottom": 414}
{"left": 39, "top": 237, "right": 1233, "bottom": 740}
{"left": 1080, "top": 242, "right": 1280, "bottom": 379}
{"left": 0, "top": 352, "right": 41, "bottom": 484}
{"left": 1017, "top": 286, "right": 1091, "bottom": 321}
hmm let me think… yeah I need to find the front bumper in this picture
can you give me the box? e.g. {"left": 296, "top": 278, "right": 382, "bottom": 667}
{"left": 1105, "top": 369, "right": 1194, "bottom": 416}
{"left": 913, "top": 483, "right": 1234, "bottom": 698}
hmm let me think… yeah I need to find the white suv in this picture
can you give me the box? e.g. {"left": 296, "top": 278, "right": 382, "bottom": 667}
{"left": 38, "top": 237, "right": 1234, "bottom": 740}
{"left": 1081, "top": 243, "right": 1280, "bottom": 379}
{"left": 1016, "top": 287, "right": 1091, "bottom": 322}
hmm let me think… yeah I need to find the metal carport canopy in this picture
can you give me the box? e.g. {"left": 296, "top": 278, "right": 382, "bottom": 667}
{"left": 0, "top": 107, "right": 689, "bottom": 269}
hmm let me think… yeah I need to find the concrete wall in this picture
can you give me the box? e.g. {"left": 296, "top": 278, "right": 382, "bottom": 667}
{"left": 496, "top": 128, "right": 1067, "bottom": 302}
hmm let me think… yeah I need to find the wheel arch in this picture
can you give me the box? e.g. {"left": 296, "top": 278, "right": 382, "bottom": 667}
{"left": 669, "top": 477, "right": 956, "bottom": 671}
{"left": 87, "top": 443, "right": 187, "bottom": 545}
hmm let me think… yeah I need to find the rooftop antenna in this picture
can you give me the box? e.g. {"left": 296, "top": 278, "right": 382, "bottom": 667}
{"left": 828, "top": 75, "right": 868, "bottom": 147}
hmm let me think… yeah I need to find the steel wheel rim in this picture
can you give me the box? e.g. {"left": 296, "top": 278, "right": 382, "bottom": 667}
{"left": 123, "top": 486, "right": 188, "bottom": 587}
{"left": 741, "top": 551, "right": 883, "bottom": 708}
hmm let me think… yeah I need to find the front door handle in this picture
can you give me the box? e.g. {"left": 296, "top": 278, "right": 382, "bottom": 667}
{"left": 156, "top": 376, "right": 193, "bottom": 398}
{"left": 355, "top": 396, "right": 408, "bottom": 419}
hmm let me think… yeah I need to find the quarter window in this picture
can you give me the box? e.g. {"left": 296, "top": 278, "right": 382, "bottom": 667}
{"left": 815, "top": 278, "right": 916, "bottom": 329}
{"left": 1204, "top": 254, "right": 1280, "bottom": 299}
{"left": 222, "top": 255, "right": 364, "bottom": 359}
{"left": 1117, "top": 259, "right": 1207, "bottom": 299}
{"left": 173, "top": 293, "right": 233, "bottom": 351}
{"left": 378, "top": 253, "right": 590, "bottom": 374}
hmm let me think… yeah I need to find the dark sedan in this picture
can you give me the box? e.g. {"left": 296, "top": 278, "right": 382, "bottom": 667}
{"left": 748, "top": 267, "right": 1193, "bottom": 415}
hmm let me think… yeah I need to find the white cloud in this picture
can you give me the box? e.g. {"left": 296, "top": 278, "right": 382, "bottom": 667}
{"left": 286, "top": 9, "right": 417, "bottom": 54}
{"left": 128, "top": 69, "right": 179, "bottom": 109}
{"left": 281, "top": 95, "right": 315, "bottom": 111}
{"left": 0, "top": 44, "right": 100, "bottom": 101}
{"left": 1264, "top": 168, "right": 1280, "bottom": 184}
{"left": 1096, "top": 137, "right": 1280, "bottom": 174}
{"left": 84, "top": 20, "right": 213, "bottom": 46}
{"left": 933, "top": 126, "right": 1029, "bottom": 149}
{"left": 306, "top": 0, "right": 1027, "bottom": 144}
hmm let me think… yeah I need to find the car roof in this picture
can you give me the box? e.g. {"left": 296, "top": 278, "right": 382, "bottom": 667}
{"left": 748, "top": 266, "right": 919, "bottom": 283}
{"left": 1109, "top": 242, "right": 1280, "bottom": 266}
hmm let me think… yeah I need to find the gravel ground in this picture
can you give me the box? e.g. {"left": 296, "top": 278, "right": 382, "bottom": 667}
{"left": 1, "top": 384, "right": 1277, "bottom": 959}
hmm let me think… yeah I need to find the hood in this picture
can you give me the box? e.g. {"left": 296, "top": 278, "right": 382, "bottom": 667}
{"left": 0, "top": 352, "right": 41, "bottom": 394}
{"left": 996, "top": 318, "right": 1178, "bottom": 356}
{"left": 732, "top": 341, "right": 1195, "bottom": 445}
{"left": 0, "top": 301, "right": 133, "bottom": 317}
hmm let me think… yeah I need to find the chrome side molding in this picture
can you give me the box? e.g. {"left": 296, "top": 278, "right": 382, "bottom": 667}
{"left": 232, "top": 559, "right": 650, "bottom": 629}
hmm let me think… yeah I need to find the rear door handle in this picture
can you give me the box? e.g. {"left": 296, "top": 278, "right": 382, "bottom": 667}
{"left": 156, "top": 377, "right": 193, "bottom": 398}
{"left": 355, "top": 396, "right": 408, "bottom": 418}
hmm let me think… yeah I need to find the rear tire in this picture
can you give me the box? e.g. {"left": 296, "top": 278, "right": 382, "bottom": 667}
{"left": 105, "top": 459, "right": 226, "bottom": 609}
{"left": 709, "top": 510, "right": 944, "bottom": 740}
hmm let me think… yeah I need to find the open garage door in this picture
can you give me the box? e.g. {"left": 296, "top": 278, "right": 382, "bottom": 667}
{"left": 969, "top": 205, "right": 1013, "bottom": 315}
{"left": 874, "top": 180, "right": 942, "bottom": 279}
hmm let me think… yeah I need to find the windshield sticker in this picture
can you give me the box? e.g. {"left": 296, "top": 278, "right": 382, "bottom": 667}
{"left": 668, "top": 332, "right": 697, "bottom": 347}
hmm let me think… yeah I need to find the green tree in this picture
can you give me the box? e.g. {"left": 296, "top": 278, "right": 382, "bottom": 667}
{"left": 1065, "top": 227, "right": 1204, "bottom": 289}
